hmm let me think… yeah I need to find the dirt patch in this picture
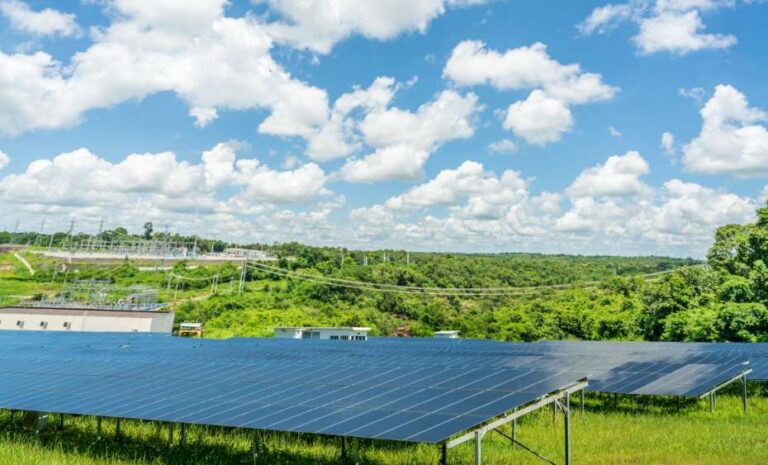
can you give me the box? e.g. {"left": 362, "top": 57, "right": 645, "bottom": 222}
{"left": 0, "top": 264, "right": 13, "bottom": 271}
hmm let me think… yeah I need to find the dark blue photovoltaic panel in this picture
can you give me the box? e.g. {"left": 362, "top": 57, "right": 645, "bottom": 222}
{"left": 0, "top": 330, "right": 586, "bottom": 444}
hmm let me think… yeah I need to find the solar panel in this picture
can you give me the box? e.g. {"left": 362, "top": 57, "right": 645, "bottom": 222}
{"left": 0, "top": 331, "right": 586, "bottom": 444}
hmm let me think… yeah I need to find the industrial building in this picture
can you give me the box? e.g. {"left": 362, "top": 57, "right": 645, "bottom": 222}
{"left": 0, "top": 306, "right": 174, "bottom": 333}
{"left": 274, "top": 326, "right": 371, "bottom": 340}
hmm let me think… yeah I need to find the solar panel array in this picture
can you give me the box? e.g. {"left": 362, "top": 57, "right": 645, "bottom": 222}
{"left": 0, "top": 331, "right": 758, "bottom": 445}
{"left": 0, "top": 331, "right": 586, "bottom": 444}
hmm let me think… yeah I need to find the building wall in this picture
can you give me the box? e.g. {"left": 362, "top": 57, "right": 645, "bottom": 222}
{"left": 274, "top": 328, "right": 369, "bottom": 340}
{"left": 0, "top": 312, "right": 174, "bottom": 333}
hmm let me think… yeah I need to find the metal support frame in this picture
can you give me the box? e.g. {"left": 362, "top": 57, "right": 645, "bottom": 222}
{"left": 59, "top": 413, "right": 64, "bottom": 430}
{"left": 442, "top": 379, "right": 587, "bottom": 465}
{"left": 180, "top": 423, "right": 187, "bottom": 447}
{"left": 580, "top": 389, "right": 585, "bottom": 414}
{"left": 698, "top": 369, "right": 752, "bottom": 413}
{"left": 115, "top": 418, "right": 121, "bottom": 439}
{"left": 97, "top": 417, "right": 102, "bottom": 439}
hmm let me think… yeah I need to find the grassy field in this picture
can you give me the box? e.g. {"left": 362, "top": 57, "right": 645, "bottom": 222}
{"left": 0, "top": 393, "right": 765, "bottom": 465}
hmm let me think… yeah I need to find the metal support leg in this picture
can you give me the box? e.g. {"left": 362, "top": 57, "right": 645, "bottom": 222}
{"left": 97, "top": 417, "right": 102, "bottom": 439}
{"left": 474, "top": 430, "right": 482, "bottom": 465}
{"left": 565, "top": 394, "right": 571, "bottom": 465}
{"left": 580, "top": 389, "right": 585, "bottom": 414}
{"left": 59, "top": 413, "right": 64, "bottom": 430}
{"left": 115, "top": 418, "right": 121, "bottom": 439}
{"left": 440, "top": 443, "right": 448, "bottom": 465}
{"left": 742, "top": 375, "right": 748, "bottom": 413}
{"left": 180, "top": 423, "right": 186, "bottom": 447}
{"left": 341, "top": 436, "right": 348, "bottom": 463}
{"left": 251, "top": 431, "right": 260, "bottom": 463}
{"left": 551, "top": 402, "right": 557, "bottom": 424}
{"left": 709, "top": 392, "right": 715, "bottom": 413}
{"left": 167, "top": 423, "right": 174, "bottom": 450}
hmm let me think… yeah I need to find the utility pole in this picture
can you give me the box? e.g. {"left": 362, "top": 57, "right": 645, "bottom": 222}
{"left": 34, "top": 219, "right": 46, "bottom": 246}
{"left": 238, "top": 261, "right": 247, "bottom": 294}
{"left": 63, "top": 219, "right": 75, "bottom": 250}
{"left": 10, "top": 220, "right": 19, "bottom": 245}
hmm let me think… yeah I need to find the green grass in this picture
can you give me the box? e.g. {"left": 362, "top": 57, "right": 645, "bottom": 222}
{"left": 0, "top": 394, "right": 766, "bottom": 465}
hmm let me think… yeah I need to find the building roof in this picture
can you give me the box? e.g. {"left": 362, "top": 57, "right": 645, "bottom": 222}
{"left": 0, "top": 306, "right": 173, "bottom": 319}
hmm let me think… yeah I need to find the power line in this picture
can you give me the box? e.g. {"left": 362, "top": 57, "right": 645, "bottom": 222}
{"left": 245, "top": 261, "right": 684, "bottom": 297}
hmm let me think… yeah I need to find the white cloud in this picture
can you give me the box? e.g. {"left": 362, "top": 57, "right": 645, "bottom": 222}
{"left": 339, "top": 145, "right": 430, "bottom": 183}
{"left": 444, "top": 41, "right": 617, "bottom": 102}
{"left": 263, "top": 0, "right": 487, "bottom": 54}
{"left": 0, "top": 0, "right": 80, "bottom": 37}
{"left": 487, "top": 139, "right": 518, "bottom": 154}
{"left": 0, "top": 0, "right": 329, "bottom": 136}
{"left": 682, "top": 84, "right": 768, "bottom": 177}
{"left": 339, "top": 90, "right": 481, "bottom": 182}
{"left": 578, "top": 3, "right": 636, "bottom": 35}
{"left": 567, "top": 151, "right": 651, "bottom": 197}
{"left": 444, "top": 41, "right": 616, "bottom": 145}
{"left": 634, "top": 10, "right": 736, "bottom": 55}
{"left": 0, "top": 143, "right": 331, "bottom": 212}
{"left": 503, "top": 90, "right": 574, "bottom": 145}
{"left": 609, "top": 126, "right": 622, "bottom": 138}
{"left": 661, "top": 131, "right": 676, "bottom": 155}
{"left": 579, "top": 0, "right": 743, "bottom": 55}
{"left": 359, "top": 90, "right": 479, "bottom": 151}
{"left": 651, "top": 179, "right": 756, "bottom": 235}
{"left": 0, "top": 151, "right": 9, "bottom": 170}
{"left": 384, "top": 161, "right": 528, "bottom": 216}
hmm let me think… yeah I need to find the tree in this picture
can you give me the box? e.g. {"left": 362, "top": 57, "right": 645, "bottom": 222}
{"left": 143, "top": 222, "right": 153, "bottom": 240}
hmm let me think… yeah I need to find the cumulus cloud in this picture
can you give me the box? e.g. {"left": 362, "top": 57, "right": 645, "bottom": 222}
{"left": 0, "top": 142, "right": 331, "bottom": 212}
{"left": 579, "top": 0, "right": 743, "bottom": 55}
{"left": 339, "top": 145, "right": 430, "bottom": 183}
{"left": 0, "top": 0, "right": 80, "bottom": 37}
{"left": 0, "top": 0, "right": 328, "bottom": 135}
{"left": 444, "top": 41, "right": 616, "bottom": 145}
{"left": 0, "top": 151, "right": 9, "bottom": 171}
{"left": 263, "top": 0, "right": 487, "bottom": 54}
{"left": 342, "top": 149, "right": 759, "bottom": 255}
{"left": 682, "top": 84, "right": 768, "bottom": 177}
{"left": 567, "top": 151, "right": 651, "bottom": 197}
{"left": 384, "top": 161, "right": 528, "bottom": 217}
{"left": 339, "top": 90, "right": 481, "bottom": 182}
{"left": 503, "top": 91, "right": 574, "bottom": 145}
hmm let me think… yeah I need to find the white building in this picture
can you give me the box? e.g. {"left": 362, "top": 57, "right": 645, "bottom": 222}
{"left": 434, "top": 330, "right": 460, "bottom": 339}
{"left": 274, "top": 327, "right": 371, "bottom": 341}
{"left": 0, "top": 306, "right": 175, "bottom": 334}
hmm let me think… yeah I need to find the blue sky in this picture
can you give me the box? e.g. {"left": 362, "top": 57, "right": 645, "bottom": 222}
{"left": 0, "top": 0, "right": 767, "bottom": 257}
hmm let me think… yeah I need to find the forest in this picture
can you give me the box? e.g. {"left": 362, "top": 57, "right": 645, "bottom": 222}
{"left": 2, "top": 202, "right": 767, "bottom": 344}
